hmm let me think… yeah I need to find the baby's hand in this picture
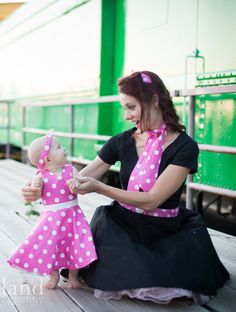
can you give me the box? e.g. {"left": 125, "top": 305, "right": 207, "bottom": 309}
{"left": 67, "top": 178, "right": 80, "bottom": 194}
{"left": 21, "top": 179, "right": 42, "bottom": 203}
{"left": 31, "top": 177, "right": 42, "bottom": 188}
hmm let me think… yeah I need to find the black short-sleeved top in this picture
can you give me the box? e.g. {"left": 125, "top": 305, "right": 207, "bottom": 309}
{"left": 98, "top": 128, "right": 199, "bottom": 209}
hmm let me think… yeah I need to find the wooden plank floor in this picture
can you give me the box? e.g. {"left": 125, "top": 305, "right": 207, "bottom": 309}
{"left": 0, "top": 159, "right": 236, "bottom": 312}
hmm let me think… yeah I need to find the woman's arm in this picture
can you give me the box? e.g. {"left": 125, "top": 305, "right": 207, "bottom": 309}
{"left": 75, "top": 156, "right": 111, "bottom": 179}
{"left": 68, "top": 156, "right": 112, "bottom": 194}
{"left": 76, "top": 164, "right": 190, "bottom": 211}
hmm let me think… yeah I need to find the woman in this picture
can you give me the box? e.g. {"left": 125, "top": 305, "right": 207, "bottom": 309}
{"left": 22, "top": 71, "right": 229, "bottom": 304}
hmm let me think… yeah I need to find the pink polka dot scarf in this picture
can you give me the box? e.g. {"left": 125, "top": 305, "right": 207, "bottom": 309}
{"left": 38, "top": 133, "right": 53, "bottom": 170}
{"left": 121, "top": 123, "right": 179, "bottom": 217}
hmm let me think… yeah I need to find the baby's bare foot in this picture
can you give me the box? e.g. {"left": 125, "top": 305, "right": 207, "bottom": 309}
{"left": 45, "top": 271, "right": 60, "bottom": 289}
{"left": 68, "top": 270, "right": 81, "bottom": 289}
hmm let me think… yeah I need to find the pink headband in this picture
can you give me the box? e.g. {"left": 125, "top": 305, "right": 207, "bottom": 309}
{"left": 38, "top": 134, "right": 53, "bottom": 170}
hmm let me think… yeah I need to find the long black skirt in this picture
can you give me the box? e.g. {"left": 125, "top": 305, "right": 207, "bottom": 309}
{"left": 61, "top": 201, "right": 229, "bottom": 296}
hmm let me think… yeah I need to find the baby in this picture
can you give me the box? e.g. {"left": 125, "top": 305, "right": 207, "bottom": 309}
{"left": 7, "top": 132, "right": 97, "bottom": 289}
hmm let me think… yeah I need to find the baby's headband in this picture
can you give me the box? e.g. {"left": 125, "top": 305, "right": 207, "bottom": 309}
{"left": 38, "top": 130, "right": 54, "bottom": 170}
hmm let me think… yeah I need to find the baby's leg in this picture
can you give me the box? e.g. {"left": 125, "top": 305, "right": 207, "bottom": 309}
{"left": 45, "top": 271, "right": 60, "bottom": 289}
{"left": 68, "top": 269, "right": 81, "bottom": 289}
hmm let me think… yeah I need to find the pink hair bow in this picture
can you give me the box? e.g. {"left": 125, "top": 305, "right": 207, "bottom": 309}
{"left": 141, "top": 72, "right": 152, "bottom": 83}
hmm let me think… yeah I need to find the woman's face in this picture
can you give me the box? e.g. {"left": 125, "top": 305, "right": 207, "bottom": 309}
{"left": 120, "top": 93, "right": 160, "bottom": 131}
{"left": 120, "top": 93, "right": 142, "bottom": 129}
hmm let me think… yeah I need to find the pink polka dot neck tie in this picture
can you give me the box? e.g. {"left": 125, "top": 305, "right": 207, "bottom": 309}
{"left": 121, "top": 124, "right": 179, "bottom": 217}
{"left": 129, "top": 123, "right": 167, "bottom": 192}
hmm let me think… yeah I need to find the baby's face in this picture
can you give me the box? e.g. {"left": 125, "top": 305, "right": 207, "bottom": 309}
{"left": 48, "top": 137, "right": 67, "bottom": 167}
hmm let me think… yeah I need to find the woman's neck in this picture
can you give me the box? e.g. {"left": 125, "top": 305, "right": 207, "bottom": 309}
{"left": 148, "top": 114, "right": 164, "bottom": 130}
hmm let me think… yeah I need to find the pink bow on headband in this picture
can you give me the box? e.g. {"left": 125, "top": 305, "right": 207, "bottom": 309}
{"left": 141, "top": 72, "right": 152, "bottom": 83}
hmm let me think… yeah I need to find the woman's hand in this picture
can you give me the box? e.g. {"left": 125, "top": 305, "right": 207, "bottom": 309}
{"left": 67, "top": 177, "right": 101, "bottom": 195}
{"left": 21, "top": 180, "right": 42, "bottom": 203}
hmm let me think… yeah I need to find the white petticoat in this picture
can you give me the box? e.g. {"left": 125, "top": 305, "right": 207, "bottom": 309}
{"left": 94, "top": 287, "right": 210, "bottom": 305}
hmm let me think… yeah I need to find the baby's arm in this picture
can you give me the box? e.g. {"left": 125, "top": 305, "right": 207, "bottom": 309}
{"left": 31, "top": 172, "right": 43, "bottom": 190}
{"left": 21, "top": 172, "right": 43, "bottom": 203}
{"left": 67, "top": 166, "right": 80, "bottom": 193}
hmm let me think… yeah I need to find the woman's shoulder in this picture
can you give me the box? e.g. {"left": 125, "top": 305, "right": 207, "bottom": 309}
{"left": 98, "top": 128, "right": 135, "bottom": 164}
{"left": 162, "top": 130, "right": 199, "bottom": 161}
{"left": 171, "top": 131, "right": 199, "bottom": 152}
{"left": 161, "top": 131, "right": 199, "bottom": 174}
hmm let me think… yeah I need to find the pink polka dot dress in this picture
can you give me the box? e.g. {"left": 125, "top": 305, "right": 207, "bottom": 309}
{"left": 7, "top": 163, "right": 97, "bottom": 275}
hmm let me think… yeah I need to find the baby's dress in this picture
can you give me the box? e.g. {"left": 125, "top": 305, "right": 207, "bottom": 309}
{"left": 7, "top": 164, "right": 97, "bottom": 275}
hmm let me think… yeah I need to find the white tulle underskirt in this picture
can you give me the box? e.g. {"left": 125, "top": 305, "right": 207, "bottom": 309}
{"left": 94, "top": 287, "right": 210, "bottom": 305}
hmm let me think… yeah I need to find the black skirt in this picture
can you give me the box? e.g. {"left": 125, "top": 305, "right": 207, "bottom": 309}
{"left": 61, "top": 201, "right": 230, "bottom": 296}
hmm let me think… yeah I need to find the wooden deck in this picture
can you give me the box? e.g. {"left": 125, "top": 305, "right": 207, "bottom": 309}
{"left": 0, "top": 159, "right": 235, "bottom": 312}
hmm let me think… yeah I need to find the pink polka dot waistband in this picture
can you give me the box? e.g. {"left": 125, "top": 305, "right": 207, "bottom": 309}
{"left": 120, "top": 203, "right": 179, "bottom": 218}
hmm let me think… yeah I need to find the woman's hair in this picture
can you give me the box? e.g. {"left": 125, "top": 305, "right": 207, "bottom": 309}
{"left": 118, "top": 71, "right": 185, "bottom": 132}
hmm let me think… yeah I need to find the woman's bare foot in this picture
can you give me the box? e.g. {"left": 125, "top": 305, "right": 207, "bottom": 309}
{"left": 68, "top": 270, "right": 81, "bottom": 289}
{"left": 45, "top": 271, "right": 60, "bottom": 289}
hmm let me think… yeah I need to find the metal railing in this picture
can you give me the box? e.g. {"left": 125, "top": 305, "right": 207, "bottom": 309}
{"left": 1, "top": 86, "right": 236, "bottom": 207}
{"left": 20, "top": 94, "right": 120, "bottom": 171}
{"left": 0, "top": 100, "right": 11, "bottom": 158}
{"left": 181, "top": 84, "right": 236, "bottom": 208}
